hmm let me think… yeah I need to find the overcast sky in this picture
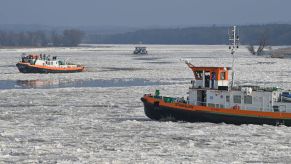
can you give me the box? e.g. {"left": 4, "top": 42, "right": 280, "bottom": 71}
{"left": 1, "top": 0, "right": 291, "bottom": 27}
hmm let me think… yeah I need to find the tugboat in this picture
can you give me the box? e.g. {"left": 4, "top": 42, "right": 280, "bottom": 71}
{"left": 133, "top": 47, "right": 148, "bottom": 55}
{"left": 16, "top": 53, "right": 85, "bottom": 73}
{"left": 141, "top": 26, "right": 291, "bottom": 126}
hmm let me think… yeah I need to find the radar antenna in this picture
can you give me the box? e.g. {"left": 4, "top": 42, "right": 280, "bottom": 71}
{"left": 228, "top": 26, "right": 239, "bottom": 88}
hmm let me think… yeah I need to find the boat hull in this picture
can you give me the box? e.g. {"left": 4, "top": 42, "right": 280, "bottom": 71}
{"left": 16, "top": 63, "right": 84, "bottom": 73}
{"left": 141, "top": 97, "right": 291, "bottom": 126}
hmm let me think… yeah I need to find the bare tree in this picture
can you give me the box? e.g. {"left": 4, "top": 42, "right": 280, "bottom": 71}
{"left": 256, "top": 34, "right": 268, "bottom": 56}
{"left": 247, "top": 45, "right": 256, "bottom": 55}
{"left": 247, "top": 31, "right": 269, "bottom": 56}
{"left": 63, "top": 29, "right": 84, "bottom": 46}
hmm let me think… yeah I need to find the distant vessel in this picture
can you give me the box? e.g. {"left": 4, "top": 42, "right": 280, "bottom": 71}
{"left": 16, "top": 54, "right": 85, "bottom": 73}
{"left": 141, "top": 26, "right": 291, "bottom": 126}
{"left": 282, "top": 92, "right": 291, "bottom": 102}
{"left": 133, "top": 47, "right": 148, "bottom": 55}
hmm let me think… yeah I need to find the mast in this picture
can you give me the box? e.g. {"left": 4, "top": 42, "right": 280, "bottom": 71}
{"left": 228, "top": 26, "right": 240, "bottom": 88}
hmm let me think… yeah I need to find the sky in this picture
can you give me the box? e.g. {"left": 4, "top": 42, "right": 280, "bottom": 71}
{"left": 1, "top": 0, "right": 291, "bottom": 27}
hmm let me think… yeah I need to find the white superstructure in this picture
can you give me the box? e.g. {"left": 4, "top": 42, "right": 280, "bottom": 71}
{"left": 186, "top": 64, "right": 291, "bottom": 113}
{"left": 21, "top": 54, "right": 79, "bottom": 68}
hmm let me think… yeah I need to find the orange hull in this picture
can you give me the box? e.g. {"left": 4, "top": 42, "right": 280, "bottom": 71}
{"left": 16, "top": 62, "right": 85, "bottom": 73}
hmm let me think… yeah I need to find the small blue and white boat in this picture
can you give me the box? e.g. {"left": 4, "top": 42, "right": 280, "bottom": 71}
{"left": 282, "top": 92, "right": 291, "bottom": 102}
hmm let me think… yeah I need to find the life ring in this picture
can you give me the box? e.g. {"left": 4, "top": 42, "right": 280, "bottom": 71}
{"left": 232, "top": 105, "right": 240, "bottom": 110}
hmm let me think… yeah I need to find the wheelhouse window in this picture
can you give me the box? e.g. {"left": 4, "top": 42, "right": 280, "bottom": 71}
{"left": 220, "top": 72, "right": 226, "bottom": 80}
{"left": 194, "top": 71, "right": 203, "bottom": 80}
{"left": 226, "top": 95, "right": 230, "bottom": 102}
{"left": 244, "top": 95, "right": 252, "bottom": 104}
{"left": 233, "top": 95, "right": 241, "bottom": 104}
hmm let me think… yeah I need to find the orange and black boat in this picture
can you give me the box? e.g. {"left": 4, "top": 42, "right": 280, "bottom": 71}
{"left": 141, "top": 90, "right": 291, "bottom": 126}
{"left": 16, "top": 54, "right": 85, "bottom": 73}
{"left": 141, "top": 62, "right": 291, "bottom": 126}
{"left": 141, "top": 26, "right": 291, "bottom": 126}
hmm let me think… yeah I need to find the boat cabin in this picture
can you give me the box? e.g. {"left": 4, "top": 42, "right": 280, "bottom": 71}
{"left": 20, "top": 54, "right": 75, "bottom": 68}
{"left": 186, "top": 63, "right": 291, "bottom": 113}
{"left": 188, "top": 63, "right": 231, "bottom": 90}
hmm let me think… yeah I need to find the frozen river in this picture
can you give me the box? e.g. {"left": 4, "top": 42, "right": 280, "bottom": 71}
{"left": 0, "top": 45, "right": 291, "bottom": 163}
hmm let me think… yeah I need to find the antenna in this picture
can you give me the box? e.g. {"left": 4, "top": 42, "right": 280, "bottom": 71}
{"left": 228, "top": 26, "right": 239, "bottom": 88}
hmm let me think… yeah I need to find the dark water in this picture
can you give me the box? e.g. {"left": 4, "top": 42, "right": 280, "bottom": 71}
{"left": 101, "top": 67, "right": 145, "bottom": 71}
{"left": 133, "top": 57, "right": 161, "bottom": 61}
{"left": 0, "top": 78, "right": 176, "bottom": 90}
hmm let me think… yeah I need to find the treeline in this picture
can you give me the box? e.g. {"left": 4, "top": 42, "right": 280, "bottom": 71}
{"left": 0, "top": 29, "right": 83, "bottom": 47}
{"left": 86, "top": 24, "right": 291, "bottom": 45}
